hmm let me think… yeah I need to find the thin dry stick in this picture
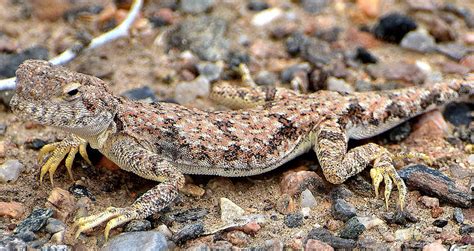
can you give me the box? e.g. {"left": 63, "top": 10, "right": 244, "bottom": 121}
{"left": 0, "top": 0, "right": 143, "bottom": 91}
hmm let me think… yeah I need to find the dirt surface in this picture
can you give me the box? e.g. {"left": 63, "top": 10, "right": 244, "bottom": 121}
{"left": 0, "top": 0, "right": 473, "bottom": 250}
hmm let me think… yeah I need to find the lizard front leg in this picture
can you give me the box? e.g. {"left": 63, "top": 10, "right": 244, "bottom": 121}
{"left": 39, "top": 134, "right": 91, "bottom": 185}
{"left": 74, "top": 137, "right": 184, "bottom": 240}
{"left": 314, "top": 119, "right": 407, "bottom": 210}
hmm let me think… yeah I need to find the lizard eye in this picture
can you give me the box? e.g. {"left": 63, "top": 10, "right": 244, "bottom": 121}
{"left": 62, "top": 82, "right": 81, "bottom": 100}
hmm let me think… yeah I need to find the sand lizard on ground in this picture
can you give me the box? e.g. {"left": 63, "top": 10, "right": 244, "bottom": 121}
{"left": 10, "top": 60, "right": 473, "bottom": 240}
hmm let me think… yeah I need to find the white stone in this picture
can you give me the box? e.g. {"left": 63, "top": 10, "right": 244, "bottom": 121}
{"left": 220, "top": 197, "right": 245, "bottom": 224}
{"left": 0, "top": 160, "right": 24, "bottom": 183}
{"left": 251, "top": 8, "right": 283, "bottom": 26}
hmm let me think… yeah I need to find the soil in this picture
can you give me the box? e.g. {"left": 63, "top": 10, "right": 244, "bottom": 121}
{"left": 0, "top": 0, "right": 472, "bottom": 250}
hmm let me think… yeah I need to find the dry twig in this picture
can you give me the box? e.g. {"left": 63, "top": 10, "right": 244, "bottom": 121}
{"left": 0, "top": 0, "right": 143, "bottom": 91}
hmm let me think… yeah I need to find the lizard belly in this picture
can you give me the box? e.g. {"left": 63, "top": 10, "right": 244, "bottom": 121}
{"left": 173, "top": 133, "right": 315, "bottom": 177}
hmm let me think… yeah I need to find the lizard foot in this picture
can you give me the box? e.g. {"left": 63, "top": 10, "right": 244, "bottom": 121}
{"left": 370, "top": 158, "right": 407, "bottom": 211}
{"left": 74, "top": 206, "right": 139, "bottom": 240}
{"left": 39, "top": 135, "right": 91, "bottom": 185}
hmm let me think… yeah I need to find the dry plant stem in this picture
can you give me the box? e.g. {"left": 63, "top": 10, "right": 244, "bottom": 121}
{"left": 0, "top": 0, "right": 143, "bottom": 91}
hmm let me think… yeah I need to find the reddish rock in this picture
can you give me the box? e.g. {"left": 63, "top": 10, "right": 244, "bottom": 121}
{"left": 45, "top": 187, "right": 76, "bottom": 221}
{"left": 439, "top": 230, "right": 461, "bottom": 244}
{"left": 410, "top": 110, "right": 448, "bottom": 139}
{"left": 422, "top": 240, "right": 446, "bottom": 251}
{"left": 326, "top": 219, "right": 343, "bottom": 231}
{"left": 240, "top": 221, "right": 261, "bottom": 235}
{"left": 0, "top": 141, "right": 5, "bottom": 158}
{"left": 280, "top": 170, "right": 326, "bottom": 197}
{"left": 366, "top": 62, "right": 426, "bottom": 84}
{"left": 276, "top": 193, "right": 296, "bottom": 214}
{"left": 441, "top": 61, "right": 470, "bottom": 75}
{"left": 286, "top": 238, "right": 303, "bottom": 250}
{"left": 207, "top": 177, "right": 235, "bottom": 192}
{"left": 407, "top": 0, "right": 439, "bottom": 11}
{"left": 419, "top": 196, "right": 440, "bottom": 209}
{"left": 305, "top": 239, "right": 334, "bottom": 251}
{"left": 463, "top": 32, "right": 474, "bottom": 45}
{"left": 29, "top": 0, "right": 72, "bottom": 21}
{"left": 97, "top": 156, "right": 120, "bottom": 171}
{"left": 153, "top": 8, "right": 176, "bottom": 26}
{"left": 356, "top": 0, "right": 381, "bottom": 18}
{"left": 431, "top": 207, "right": 444, "bottom": 218}
{"left": 460, "top": 55, "right": 474, "bottom": 71}
{"left": 428, "top": 17, "right": 457, "bottom": 42}
{"left": 0, "top": 201, "right": 26, "bottom": 219}
{"left": 226, "top": 230, "right": 250, "bottom": 246}
{"left": 345, "top": 28, "right": 381, "bottom": 49}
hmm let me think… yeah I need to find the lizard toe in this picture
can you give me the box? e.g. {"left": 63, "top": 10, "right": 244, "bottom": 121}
{"left": 370, "top": 164, "right": 407, "bottom": 211}
{"left": 74, "top": 207, "right": 139, "bottom": 240}
{"left": 370, "top": 167, "right": 383, "bottom": 199}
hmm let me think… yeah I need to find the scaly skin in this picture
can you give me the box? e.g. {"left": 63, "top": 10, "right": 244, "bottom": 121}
{"left": 10, "top": 60, "right": 473, "bottom": 240}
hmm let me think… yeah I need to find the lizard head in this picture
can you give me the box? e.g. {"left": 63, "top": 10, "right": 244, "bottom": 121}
{"left": 10, "top": 60, "right": 119, "bottom": 137}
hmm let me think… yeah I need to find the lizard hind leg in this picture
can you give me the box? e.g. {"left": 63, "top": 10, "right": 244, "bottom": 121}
{"left": 314, "top": 120, "right": 407, "bottom": 210}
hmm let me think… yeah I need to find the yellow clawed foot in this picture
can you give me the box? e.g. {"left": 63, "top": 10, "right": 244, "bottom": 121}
{"left": 38, "top": 135, "right": 91, "bottom": 185}
{"left": 370, "top": 165, "right": 407, "bottom": 211}
{"left": 74, "top": 207, "right": 139, "bottom": 240}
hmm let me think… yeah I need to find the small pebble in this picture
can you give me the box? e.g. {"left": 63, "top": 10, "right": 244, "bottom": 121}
{"left": 171, "top": 222, "right": 205, "bottom": 244}
{"left": 280, "top": 170, "right": 326, "bottom": 196}
{"left": 339, "top": 217, "right": 366, "bottom": 239}
{"left": 284, "top": 212, "right": 303, "bottom": 228}
{"left": 46, "top": 187, "right": 76, "bottom": 222}
{"left": 305, "top": 239, "right": 334, "bottom": 251}
{"left": 326, "top": 77, "right": 354, "bottom": 94}
{"left": 400, "top": 31, "right": 436, "bottom": 53}
{"left": 255, "top": 71, "right": 278, "bottom": 86}
{"left": 453, "top": 208, "right": 464, "bottom": 224}
{"left": 436, "top": 43, "right": 468, "bottom": 61}
{"left": 24, "top": 139, "right": 47, "bottom": 150}
{"left": 300, "top": 189, "right": 317, "bottom": 208}
{"left": 306, "top": 227, "right": 356, "bottom": 249}
{"left": 0, "top": 201, "right": 26, "bottom": 219}
{"left": 459, "top": 224, "right": 473, "bottom": 235}
{"left": 102, "top": 231, "right": 168, "bottom": 251}
{"left": 276, "top": 193, "right": 295, "bottom": 214}
{"left": 45, "top": 218, "right": 66, "bottom": 234}
{"left": 332, "top": 199, "right": 357, "bottom": 222}
{"left": 301, "top": 0, "right": 329, "bottom": 13}
{"left": 197, "top": 62, "right": 223, "bottom": 82}
{"left": 0, "top": 124, "right": 6, "bottom": 135}
{"left": 251, "top": 8, "right": 283, "bottom": 26}
{"left": 68, "top": 184, "right": 95, "bottom": 201}
{"left": 399, "top": 164, "right": 472, "bottom": 208}
{"left": 0, "top": 159, "right": 24, "bottom": 183}
{"left": 174, "top": 76, "right": 210, "bottom": 104}
{"left": 14, "top": 230, "right": 36, "bottom": 242}
{"left": 220, "top": 197, "right": 245, "bottom": 224}
{"left": 0, "top": 46, "right": 49, "bottom": 78}
{"left": 432, "top": 219, "right": 448, "bottom": 228}
{"left": 354, "top": 47, "right": 378, "bottom": 64}
{"left": 226, "top": 230, "right": 249, "bottom": 246}
{"left": 247, "top": 1, "right": 269, "bottom": 11}
{"left": 395, "top": 228, "right": 414, "bottom": 241}
{"left": 179, "top": 0, "right": 214, "bottom": 14}
{"left": 121, "top": 86, "right": 158, "bottom": 103}
{"left": 420, "top": 196, "right": 439, "bottom": 209}
{"left": 373, "top": 13, "right": 417, "bottom": 43}
{"left": 156, "top": 224, "right": 172, "bottom": 239}
{"left": 168, "top": 208, "right": 208, "bottom": 222}
{"left": 50, "top": 231, "right": 65, "bottom": 244}
{"left": 14, "top": 208, "right": 53, "bottom": 234}
{"left": 124, "top": 219, "right": 152, "bottom": 232}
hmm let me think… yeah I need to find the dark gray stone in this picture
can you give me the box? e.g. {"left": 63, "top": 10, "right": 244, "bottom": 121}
{"left": 443, "top": 102, "right": 473, "bottom": 126}
{"left": 68, "top": 184, "right": 96, "bottom": 201}
{"left": 373, "top": 13, "right": 417, "bottom": 43}
{"left": 247, "top": 1, "right": 269, "bottom": 11}
{"left": 171, "top": 222, "right": 205, "bottom": 244}
{"left": 459, "top": 224, "right": 473, "bottom": 235}
{"left": 0, "top": 46, "right": 49, "bottom": 78}
{"left": 339, "top": 217, "right": 366, "bottom": 239}
{"left": 398, "top": 164, "right": 472, "bottom": 208}
{"left": 197, "top": 62, "right": 222, "bottom": 82}
{"left": 332, "top": 199, "right": 357, "bottom": 222}
{"left": 432, "top": 219, "right": 448, "bottom": 228}
{"left": 15, "top": 230, "right": 37, "bottom": 242}
{"left": 301, "top": 0, "right": 328, "bottom": 13}
{"left": 25, "top": 138, "right": 48, "bottom": 150}
{"left": 436, "top": 43, "right": 468, "bottom": 61}
{"left": 101, "top": 231, "right": 167, "bottom": 251}
{"left": 453, "top": 208, "right": 464, "bottom": 224}
{"left": 167, "top": 16, "right": 229, "bottom": 61}
{"left": 306, "top": 227, "right": 356, "bottom": 249}
{"left": 168, "top": 208, "right": 208, "bottom": 223}
{"left": 0, "top": 235, "right": 27, "bottom": 251}
{"left": 0, "top": 124, "right": 6, "bottom": 135}
{"left": 180, "top": 0, "right": 214, "bottom": 14}
{"left": 45, "top": 218, "right": 66, "bottom": 234}
{"left": 41, "top": 244, "right": 70, "bottom": 251}
{"left": 384, "top": 210, "right": 418, "bottom": 226}
{"left": 400, "top": 31, "right": 436, "bottom": 53}
{"left": 121, "top": 86, "right": 158, "bottom": 103}
{"left": 255, "top": 71, "right": 278, "bottom": 86}
{"left": 124, "top": 220, "right": 152, "bottom": 232}
{"left": 387, "top": 122, "right": 411, "bottom": 143}
{"left": 14, "top": 208, "right": 53, "bottom": 234}
{"left": 284, "top": 213, "right": 304, "bottom": 228}
{"left": 280, "top": 63, "right": 311, "bottom": 83}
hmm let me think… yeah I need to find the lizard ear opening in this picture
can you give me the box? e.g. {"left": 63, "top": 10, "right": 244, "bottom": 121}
{"left": 62, "top": 82, "right": 81, "bottom": 100}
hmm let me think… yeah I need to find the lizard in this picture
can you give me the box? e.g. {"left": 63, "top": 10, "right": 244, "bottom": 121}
{"left": 9, "top": 60, "right": 473, "bottom": 240}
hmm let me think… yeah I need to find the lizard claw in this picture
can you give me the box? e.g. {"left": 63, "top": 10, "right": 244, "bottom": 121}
{"left": 39, "top": 135, "right": 91, "bottom": 185}
{"left": 74, "top": 207, "right": 139, "bottom": 240}
{"left": 370, "top": 165, "right": 406, "bottom": 211}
